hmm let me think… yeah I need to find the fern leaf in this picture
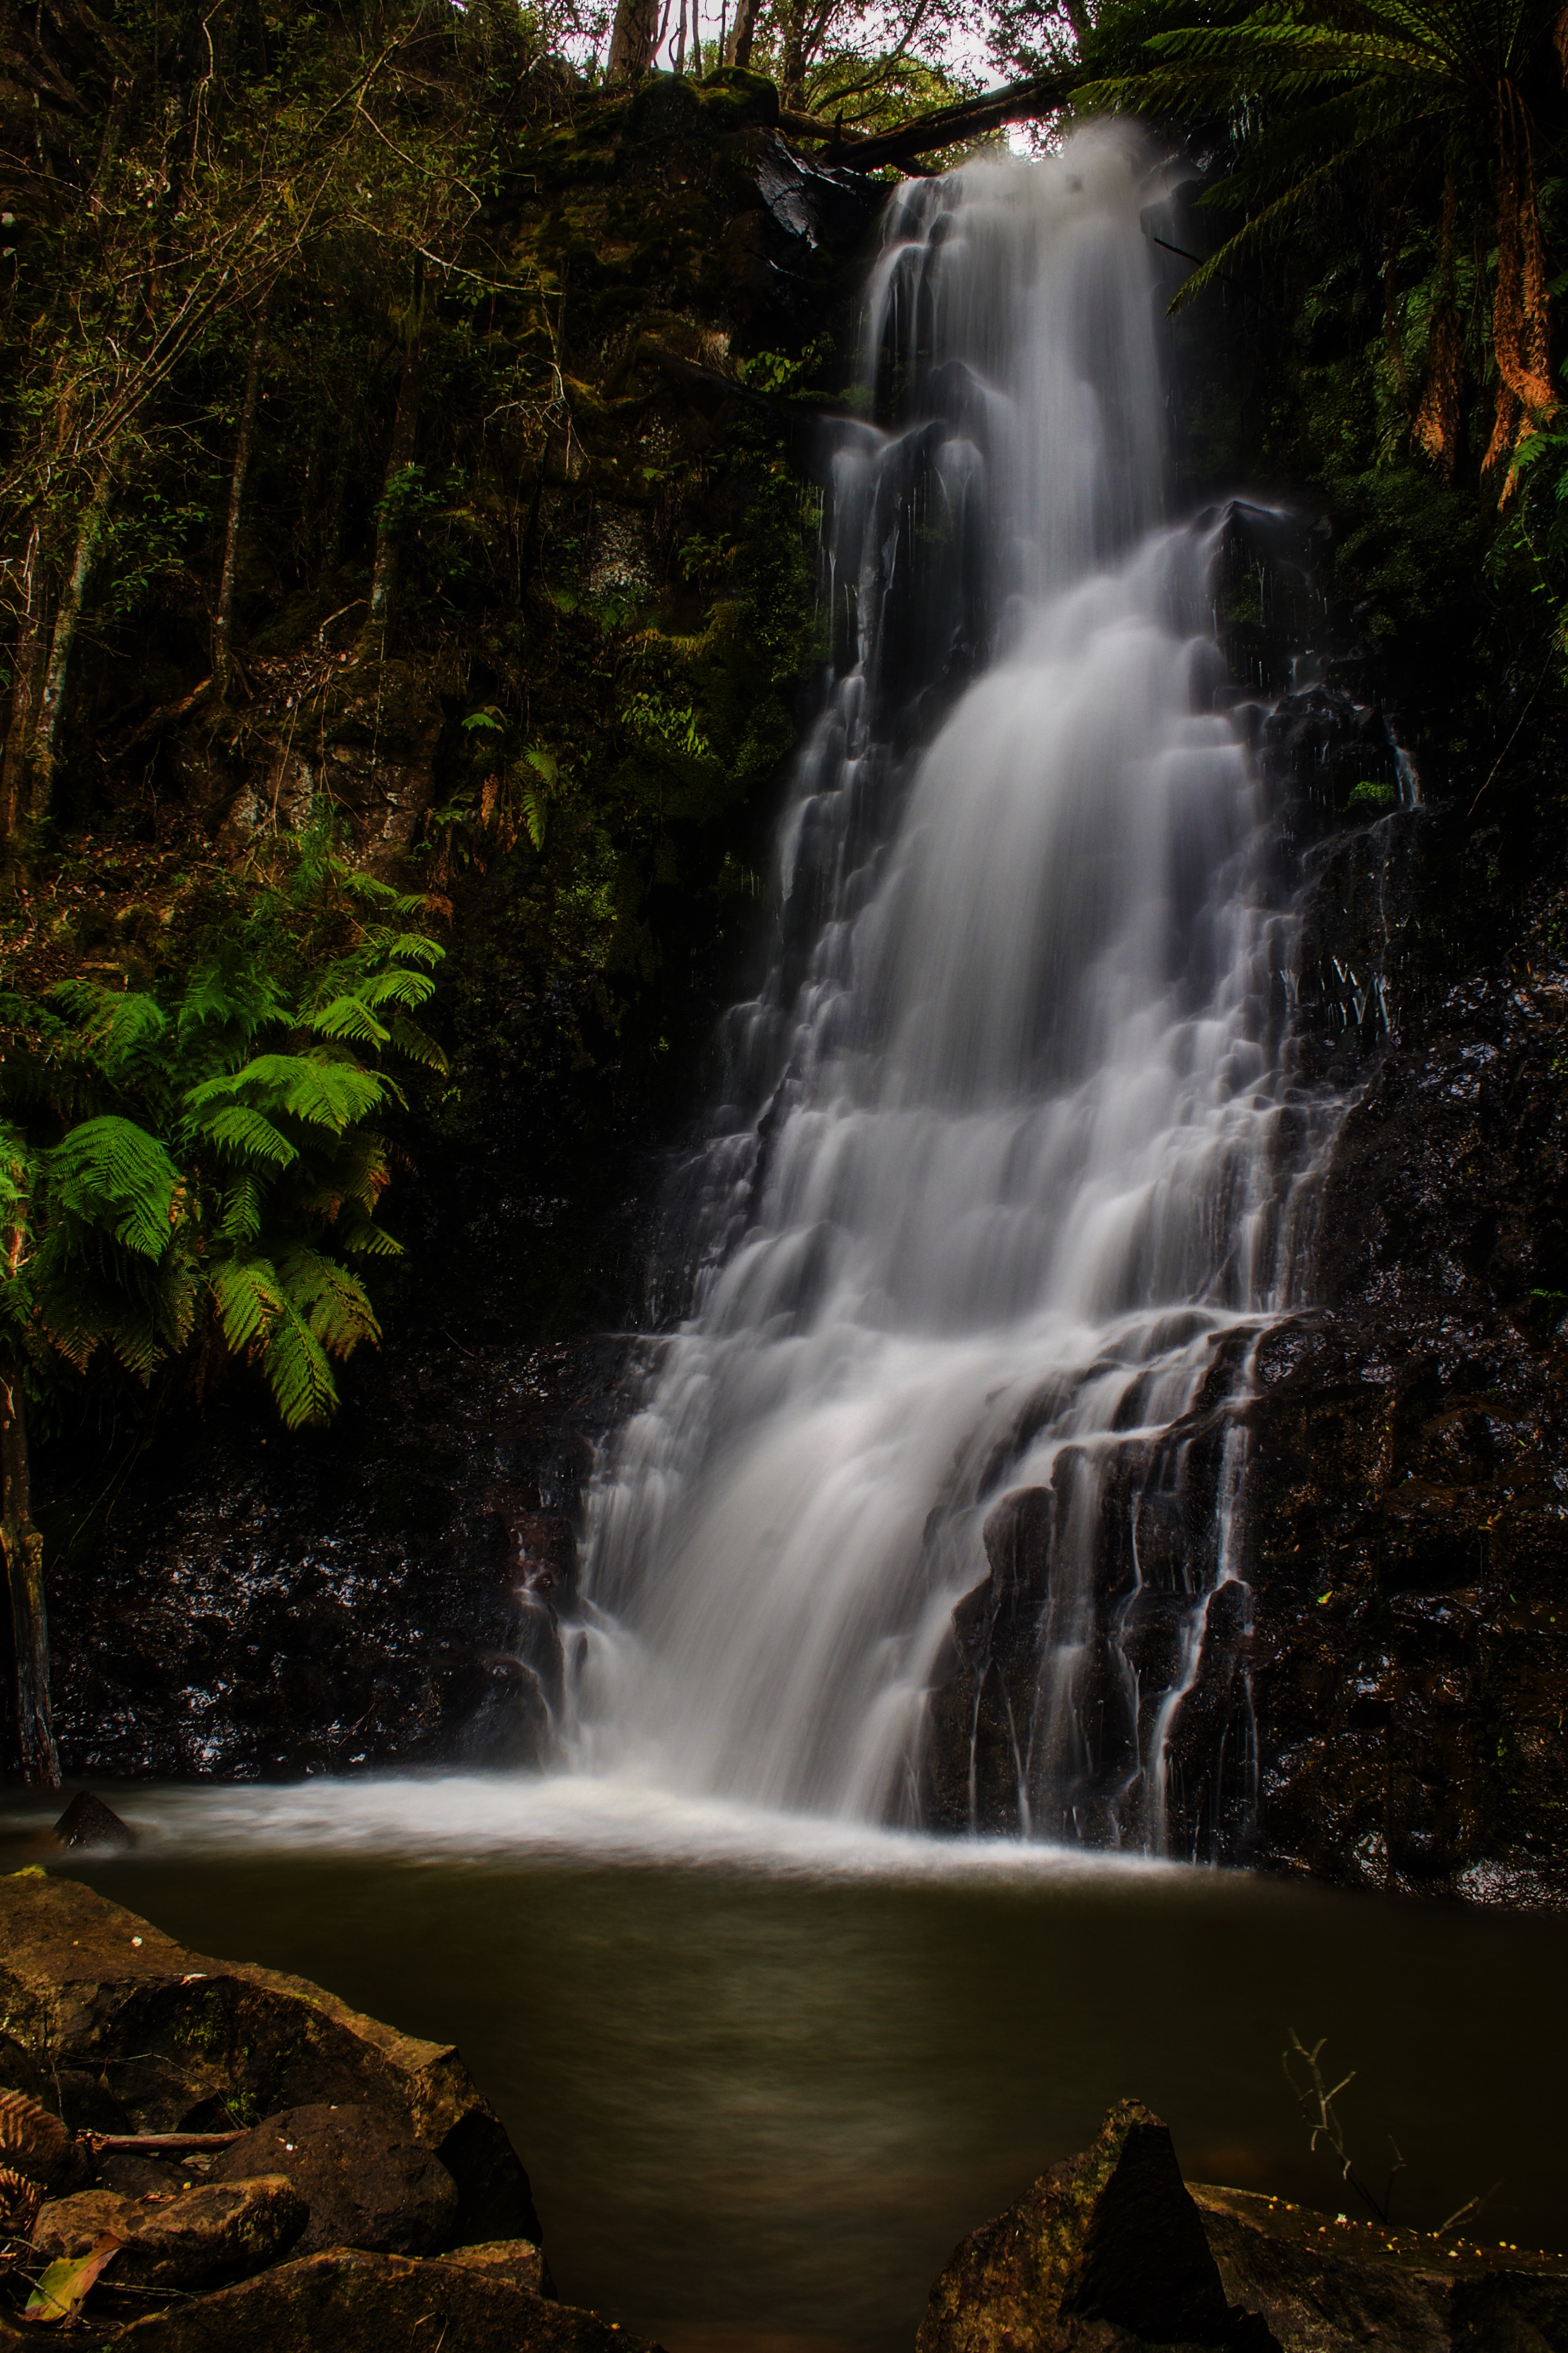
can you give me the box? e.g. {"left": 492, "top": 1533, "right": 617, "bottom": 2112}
{"left": 47, "top": 1117, "right": 180, "bottom": 1259}
{"left": 387, "top": 1012, "right": 449, "bottom": 1072}
{"left": 185, "top": 1052, "right": 392, "bottom": 1134}
{"left": 260, "top": 1295, "right": 340, "bottom": 1427}
{"left": 219, "top": 1180, "right": 264, "bottom": 1245}
{"left": 338, "top": 1219, "right": 404, "bottom": 1257}
{"left": 212, "top": 1256, "right": 284, "bottom": 1352}
{"left": 1166, "top": 139, "right": 1376, "bottom": 309}
{"left": 278, "top": 1246, "right": 381, "bottom": 1358}
{"left": 358, "top": 968, "right": 436, "bottom": 1011}
{"left": 187, "top": 1106, "right": 298, "bottom": 1167}
{"left": 301, "top": 995, "right": 390, "bottom": 1046}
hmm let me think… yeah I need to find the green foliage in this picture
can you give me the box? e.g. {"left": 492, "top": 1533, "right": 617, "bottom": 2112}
{"left": 0, "top": 823, "right": 444, "bottom": 1427}
{"left": 1075, "top": 0, "right": 1565, "bottom": 486}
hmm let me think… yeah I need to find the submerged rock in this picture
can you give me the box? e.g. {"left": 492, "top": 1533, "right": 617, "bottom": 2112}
{"left": 52, "top": 1791, "right": 137, "bottom": 1850}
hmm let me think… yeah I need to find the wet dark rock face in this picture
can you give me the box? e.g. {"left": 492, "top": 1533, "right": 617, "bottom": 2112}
{"left": 1243, "top": 859, "right": 1568, "bottom": 1906}
{"left": 44, "top": 1339, "right": 628, "bottom": 1781}
{"left": 920, "top": 825, "right": 1568, "bottom": 1903}
{"left": 920, "top": 1362, "right": 1261, "bottom": 1862}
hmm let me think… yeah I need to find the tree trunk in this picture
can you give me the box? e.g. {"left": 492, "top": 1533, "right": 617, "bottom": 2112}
{"left": 1, "top": 529, "right": 51, "bottom": 851}
{"left": 779, "top": 4, "right": 807, "bottom": 107}
{"left": 726, "top": 0, "right": 757, "bottom": 62}
{"left": 214, "top": 311, "right": 267, "bottom": 701}
{"left": 364, "top": 343, "right": 421, "bottom": 650}
{"left": 28, "top": 463, "right": 116, "bottom": 833}
{"left": 608, "top": 0, "right": 660, "bottom": 81}
{"left": 0, "top": 1365, "right": 59, "bottom": 1790}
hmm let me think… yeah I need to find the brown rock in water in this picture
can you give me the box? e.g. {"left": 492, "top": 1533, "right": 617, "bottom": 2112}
{"left": 113, "top": 2246, "right": 667, "bottom": 2350}
{"left": 53, "top": 1790, "right": 137, "bottom": 1850}
{"left": 918, "top": 2101, "right": 1271, "bottom": 2353}
{"left": 32, "top": 2173, "right": 307, "bottom": 2291}
{"left": 211, "top": 2104, "right": 459, "bottom": 2256}
{"left": 0, "top": 1871, "right": 538, "bottom": 2246}
{"left": 1191, "top": 2185, "right": 1568, "bottom": 2353}
{"left": 445, "top": 2236, "right": 551, "bottom": 2294}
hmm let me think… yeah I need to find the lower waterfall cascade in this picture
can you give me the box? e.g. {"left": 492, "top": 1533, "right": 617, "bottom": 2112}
{"left": 559, "top": 128, "right": 1362, "bottom": 1857}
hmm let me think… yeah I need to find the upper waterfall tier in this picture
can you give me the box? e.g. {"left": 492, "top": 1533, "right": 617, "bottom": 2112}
{"left": 565, "top": 130, "right": 1339, "bottom": 1851}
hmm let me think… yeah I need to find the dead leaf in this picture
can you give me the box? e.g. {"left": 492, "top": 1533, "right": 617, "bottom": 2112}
{"left": 22, "top": 2237, "right": 119, "bottom": 2323}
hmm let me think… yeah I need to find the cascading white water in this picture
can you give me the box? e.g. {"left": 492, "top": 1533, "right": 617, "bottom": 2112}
{"left": 563, "top": 128, "right": 1337, "bottom": 1848}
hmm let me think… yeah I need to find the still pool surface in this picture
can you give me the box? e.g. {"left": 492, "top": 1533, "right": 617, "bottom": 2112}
{"left": 2, "top": 1775, "right": 1563, "bottom": 2353}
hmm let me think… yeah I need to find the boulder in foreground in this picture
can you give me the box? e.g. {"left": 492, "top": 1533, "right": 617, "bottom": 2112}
{"left": 113, "top": 2247, "right": 664, "bottom": 2350}
{"left": 0, "top": 1868, "right": 536, "bottom": 2246}
{"left": 918, "top": 2097, "right": 1267, "bottom": 2353}
{"left": 210, "top": 2104, "right": 459, "bottom": 2256}
{"left": 1193, "top": 2183, "right": 1568, "bottom": 2353}
{"left": 919, "top": 2102, "right": 1568, "bottom": 2353}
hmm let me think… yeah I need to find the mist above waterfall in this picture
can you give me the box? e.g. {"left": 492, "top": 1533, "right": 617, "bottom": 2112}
{"left": 565, "top": 129, "right": 1338, "bottom": 1849}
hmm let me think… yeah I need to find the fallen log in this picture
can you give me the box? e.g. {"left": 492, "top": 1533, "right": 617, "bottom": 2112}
{"left": 88, "top": 2131, "right": 246, "bottom": 2153}
{"left": 776, "top": 69, "right": 1079, "bottom": 174}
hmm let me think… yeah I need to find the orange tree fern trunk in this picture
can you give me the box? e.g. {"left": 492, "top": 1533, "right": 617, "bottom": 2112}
{"left": 1486, "top": 84, "right": 1555, "bottom": 493}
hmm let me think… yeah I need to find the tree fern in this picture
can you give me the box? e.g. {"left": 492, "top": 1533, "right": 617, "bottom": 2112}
{"left": 1077, "top": 0, "right": 1561, "bottom": 474}
{"left": 2, "top": 814, "right": 444, "bottom": 1439}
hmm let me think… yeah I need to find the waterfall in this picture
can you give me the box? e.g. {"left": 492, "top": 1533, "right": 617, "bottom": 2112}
{"left": 562, "top": 128, "right": 1339, "bottom": 1853}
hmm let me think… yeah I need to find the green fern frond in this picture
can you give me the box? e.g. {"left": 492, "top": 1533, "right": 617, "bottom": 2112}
{"left": 185, "top": 1052, "right": 392, "bottom": 1134}
{"left": 337, "top": 1219, "right": 404, "bottom": 1257}
{"left": 1168, "top": 139, "right": 1375, "bottom": 308}
{"left": 107, "top": 1312, "right": 165, "bottom": 1382}
{"left": 358, "top": 968, "right": 436, "bottom": 1010}
{"left": 212, "top": 1255, "right": 285, "bottom": 1351}
{"left": 316, "top": 1129, "right": 390, "bottom": 1216}
{"left": 259, "top": 1294, "right": 340, "bottom": 1427}
{"left": 387, "top": 1012, "right": 448, "bottom": 1072}
{"left": 278, "top": 1245, "right": 381, "bottom": 1357}
{"left": 178, "top": 964, "right": 292, "bottom": 1043}
{"left": 301, "top": 994, "right": 391, "bottom": 1046}
{"left": 47, "top": 1117, "right": 180, "bottom": 1259}
{"left": 219, "top": 1179, "right": 265, "bottom": 1244}
{"left": 187, "top": 1105, "right": 298, "bottom": 1167}
{"left": 361, "top": 926, "right": 445, "bottom": 970}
